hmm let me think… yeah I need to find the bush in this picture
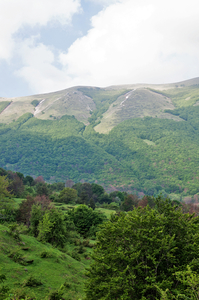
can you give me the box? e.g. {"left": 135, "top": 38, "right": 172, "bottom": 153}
{"left": 75, "top": 245, "right": 86, "bottom": 254}
{"left": 40, "top": 250, "right": 53, "bottom": 258}
{"left": 48, "top": 283, "right": 67, "bottom": 300}
{"left": 37, "top": 208, "right": 67, "bottom": 247}
{"left": 22, "top": 275, "right": 42, "bottom": 287}
{"left": 68, "top": 205, "right": 107, "bottom": 237}
{"left": 8, "top": 249, "right": 25, "bottom": 265}
{"left": 71, "top": 250, "right": 81, "bottom": 261}
{"left": 0, "top": 272, "right": 9, "bottom": 300}
{"left": 8, "top": 223, "right": 21, "bottom": 241}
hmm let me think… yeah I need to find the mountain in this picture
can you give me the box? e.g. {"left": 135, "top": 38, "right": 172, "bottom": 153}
{"left": 1, "top": 78, "right": 199, "bottom": 197}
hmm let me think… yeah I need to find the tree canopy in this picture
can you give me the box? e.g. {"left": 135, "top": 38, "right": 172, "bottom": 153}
{"left": 85, "top": 197, "right": 199, "bottom": 299}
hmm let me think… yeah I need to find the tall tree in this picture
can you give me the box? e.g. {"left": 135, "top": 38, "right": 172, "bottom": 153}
{"left": 59, "top": 187, "right": 78, "bottom": 204}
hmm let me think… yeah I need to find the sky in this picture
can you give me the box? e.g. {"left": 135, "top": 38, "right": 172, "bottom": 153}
{"left": 0, "top": 0, "right": 199, "bottom": 98}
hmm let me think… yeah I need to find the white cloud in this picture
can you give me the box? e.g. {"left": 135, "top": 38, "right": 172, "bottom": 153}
{"left": 15, "top": 38, "right": 69, "bottom": 93}
{"left": 58, "top": 0, "right": 199, "bottom": 87}
{"left": 85, "top": 0, "right": 121, "bottom": 6}
{"left": 0, "top": 0, "right": 81, "bottom": 60}
{"left": 15, "top": 0, "right": 199, "bottom": 93}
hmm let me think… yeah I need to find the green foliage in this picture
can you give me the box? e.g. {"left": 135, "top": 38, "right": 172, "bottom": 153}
{"left": 0, "top": 176, "right": 15, "bottom": 223}
{"left": 37, "top": 208, "right": 67, "bottom": 247}
{"left": 85, "top": 197, "right": 199, "bottom": 299}
{"left": 78, "top": 87, "right": 129, "bottom": 126}
{"left": 89, "top": 198, "right": 95, "bottom": 210}
{"left": 30, "top": 204, "right": 43, "bottom": 237}
{"left": 153, "top": 85, "right": 199, "bottom": 108}
{"left": 68, "top": 205, "right": 107, "bottom": 237}
{"left": 0, "top": 271, "right": 9, "bottom": 300}
{"left": 36, "top": 182, "right": 50, "bottom": 196}
{"left": 31, "top": 100, "right": 40, "bottom": 107}
{"left": 22, "top": 275, "right": 42, "bottom": 287}
{"left": 2, "top": 94, "right": 199, "bottom": 196}
{"left": 158, "top": 266, "right": 199, "bottom": 299}
{"left": 91, "top": 183, "right": 104, "bottom": 197}
{"left": 15, "top": 113, "right": 33, "bottom": 126}
{"left": 121, "top": 194, "right": 139, "bottom": 211}
{"left": 8, "top": 223, "right": 21, "bottom": 241}
{"left": 0, "top": 222, "right": 88, "bottom": 299}
{"left": 40, "top": 250, "right": 53, "bottom": 258}
{"left": 0, "top": 176, "right": 11, "bottom": 201}
{"left": 8, "top": 249, "right": 27, "bottom": 265}
{"left": 59, "top": 187, "right": 78, "bottom": 204}
{"left": 0, "top": 101, "right": 11, "bottom": 114}
{"left": 48, "top": 282, "right": 71, "bottom": 300}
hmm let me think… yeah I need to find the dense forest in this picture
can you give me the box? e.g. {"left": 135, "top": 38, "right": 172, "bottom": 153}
{"left": 1, "top": 168, "right": 199, "bottom": 299}
{"left": 1, "top": 104, "right": 199, "bottom": 198}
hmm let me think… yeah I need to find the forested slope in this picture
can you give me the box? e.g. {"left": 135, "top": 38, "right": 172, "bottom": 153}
{"left": 1, "top": 80, "right": 199, "bottom": 197}
{"left": 1, "top": 103, "right": 199, "bottom": 196}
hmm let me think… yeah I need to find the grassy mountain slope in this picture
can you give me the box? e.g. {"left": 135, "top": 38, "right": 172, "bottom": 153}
{"left": 1, "top": 78, "right": 199, "bottom": 127}
{"left": 0, "top": 87, "right": 96, "bottom": 125}
{"left": 94, "top": 88, "right": 181, "bottom": 133}
{"left": 0, "top": 223, "right": 87, "bottom": 299}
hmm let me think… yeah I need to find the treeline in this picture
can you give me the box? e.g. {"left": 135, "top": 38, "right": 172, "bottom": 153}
{"left": 1, "top": 167, "right": 199, "bottom": 223}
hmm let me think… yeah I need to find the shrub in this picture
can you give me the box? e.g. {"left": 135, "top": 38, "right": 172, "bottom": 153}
{"left": 37, "top": 208, "right": 67, "bottom": 247}
{"left": 40, "top": 250, "right": 53, "bottom": 258}
{"left": 82, "top": 240, "right": 90, "bottom": 247}
{"left": 0, "top": 272, "right": 9, "bottom": 300}
{"left": 22, "top": 275, "right": 42, "bottom": 287}
{"left": 48, "top": 283, "right": 66, "bottom": 300}
{"left": 8, "top": 223, "right": 21, "bottom": 241}
{"left": 71, "top": 250, "right": 81, "bottom": 261}
{"left": 68, "top": 205, "right": 107, "bottom": 237}
{"left": 8, "top": 249, "right": 25, "bottom": 265}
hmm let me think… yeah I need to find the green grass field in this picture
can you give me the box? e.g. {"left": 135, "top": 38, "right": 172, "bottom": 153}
{"left": 0, "top": 200, "right": 116, "bottom": 299}
{"left": 0, "top": 222, "right": 93, "bottom": 299}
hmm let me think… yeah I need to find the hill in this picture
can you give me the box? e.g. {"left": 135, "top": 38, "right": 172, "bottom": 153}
{"left": 1, "top": 78, "right": 199, "bottom": 197}
{"left": 0, "top": 222, "right": 87, "bottom": 299}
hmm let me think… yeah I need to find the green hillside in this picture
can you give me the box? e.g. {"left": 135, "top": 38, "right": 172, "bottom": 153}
{"left": 0, "top": 223, "right": 87, "bottom": 299}
{"left": 1, "top": 79, "right": 199, "bottom": 197}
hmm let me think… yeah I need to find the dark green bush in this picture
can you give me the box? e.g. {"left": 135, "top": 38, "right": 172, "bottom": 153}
{"left": 22, "top": 275, "right": 42, "bottom": 287}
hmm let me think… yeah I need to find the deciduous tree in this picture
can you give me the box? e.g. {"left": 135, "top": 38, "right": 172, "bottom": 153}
{"left": 85, "top": 197, "right": 199, "bottom": 299}
{"left": 59, "top": 187, "right": 77, "bottom": 204}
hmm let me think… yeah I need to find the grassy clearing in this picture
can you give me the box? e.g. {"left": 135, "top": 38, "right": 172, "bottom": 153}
{"left": 96, "top": 207, "right": 116, "bottom": 218}
{"left": 0, "top": 223, "right": 93, "bottom": 299}
{"left": 143, "top": 139, "right": 156, "bottom": 146}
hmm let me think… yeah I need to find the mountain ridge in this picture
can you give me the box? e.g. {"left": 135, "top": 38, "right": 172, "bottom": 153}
{"left": 1, "top": 77, "right": 199, "bottom": 128}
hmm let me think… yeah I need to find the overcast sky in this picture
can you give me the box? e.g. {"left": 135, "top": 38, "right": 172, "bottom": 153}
{"left": 0, "top": 0, "right": 199, "bottom": 97}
